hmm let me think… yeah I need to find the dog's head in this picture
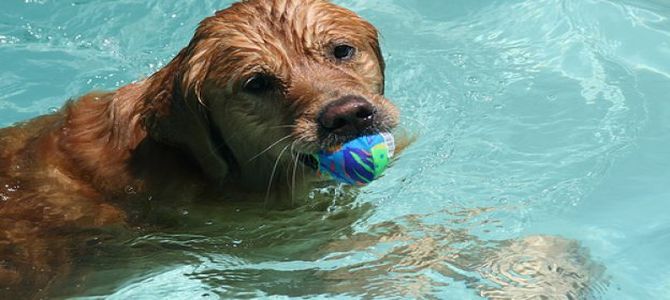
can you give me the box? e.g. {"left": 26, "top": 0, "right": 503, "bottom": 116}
{"left": 144, "top": 0, "right": 398, "bottom": 189}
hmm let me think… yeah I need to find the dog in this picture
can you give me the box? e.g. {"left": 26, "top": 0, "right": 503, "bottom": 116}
{"left": 0, "top": 0, "right": 400, "bottom": 297}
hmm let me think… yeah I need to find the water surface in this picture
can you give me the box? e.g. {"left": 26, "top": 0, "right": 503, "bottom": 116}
{"left": 1, "top": 0, "right": 669, "bottom": 299}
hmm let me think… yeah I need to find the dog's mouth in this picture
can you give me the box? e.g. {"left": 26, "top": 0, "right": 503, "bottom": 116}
{"left": 290, "top": 113, "right": 396, "bottom": 173}
{"left": 292, "top": 127, "right": 391, "bottom": 173}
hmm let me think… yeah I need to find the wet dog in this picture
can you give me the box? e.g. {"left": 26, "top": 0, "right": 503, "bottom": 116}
{"left": 0, "top": 0, "right": 399, "bottom": 297}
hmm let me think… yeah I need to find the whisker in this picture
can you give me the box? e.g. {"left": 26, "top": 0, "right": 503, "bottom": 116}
{"left": 290, "top": 141, "right": 300, "bottom": 206}
{"left": 292, "top": 136, "right": 310, "bottom": 171}
{"left": 248, "top": 134, "right": 292, "bottom": 162}
{"left": 265, "top": 145, "right": 290, "bottom": 205}
{"left": 269, "top": 125, "right": 298, "bottom": 129}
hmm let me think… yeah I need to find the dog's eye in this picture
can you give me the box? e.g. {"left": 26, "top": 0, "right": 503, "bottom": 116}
{"left": 243, "top": 74, "right": 274, "bottom": 94}
{"left": 333, "top": 44, "right": 356, "bottom": 60}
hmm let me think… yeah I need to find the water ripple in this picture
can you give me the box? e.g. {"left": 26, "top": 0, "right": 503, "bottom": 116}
{"left": 1, "top": 0, "right": 669, "bottom": 298}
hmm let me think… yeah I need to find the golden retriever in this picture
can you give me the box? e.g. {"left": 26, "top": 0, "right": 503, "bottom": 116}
{"left": 0, "top": 0, "right": 399, "bottom": 297}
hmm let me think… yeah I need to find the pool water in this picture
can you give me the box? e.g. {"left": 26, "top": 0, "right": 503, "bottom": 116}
{"left": 1, "top": 0, "right": 669, "bottom": 299}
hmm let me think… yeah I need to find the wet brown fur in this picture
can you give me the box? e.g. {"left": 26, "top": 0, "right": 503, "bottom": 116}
{"left": 0, "top": 0, "right": 401, "bottom": 297}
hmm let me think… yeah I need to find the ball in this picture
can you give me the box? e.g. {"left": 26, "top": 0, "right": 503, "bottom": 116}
{"left": 315, "top": 132, "right": 395, "bottom": 185}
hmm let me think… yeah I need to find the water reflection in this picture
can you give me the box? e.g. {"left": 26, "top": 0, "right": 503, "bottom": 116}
{"left": 51, "top": 190, "right": 607, "bottom": 299}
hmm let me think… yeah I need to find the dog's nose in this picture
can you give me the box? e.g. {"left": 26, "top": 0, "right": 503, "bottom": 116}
{"left": 318, "top": 96, "right": 375, "bottom": 135}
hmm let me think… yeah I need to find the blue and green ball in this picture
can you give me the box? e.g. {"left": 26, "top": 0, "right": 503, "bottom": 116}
{"left": 313, "top": 132, "right": 395, "bottom": 185}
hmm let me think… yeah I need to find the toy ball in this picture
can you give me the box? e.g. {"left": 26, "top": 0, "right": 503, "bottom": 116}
{"left": 315, "top": 132, "right": 395, "bottom": 186}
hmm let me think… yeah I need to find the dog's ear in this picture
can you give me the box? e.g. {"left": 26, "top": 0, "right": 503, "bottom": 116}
{"left": 142, "top": 38, "right": 232, "bottom": 184}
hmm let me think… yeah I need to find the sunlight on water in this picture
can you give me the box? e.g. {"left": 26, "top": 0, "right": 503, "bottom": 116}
{"left": 1, "top": 0, "right": 669, "bottom": 299}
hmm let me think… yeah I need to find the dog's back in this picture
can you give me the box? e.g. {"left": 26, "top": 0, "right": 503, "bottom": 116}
{"left": 0, "top": 106, "right": 129, "bottom": 298}
{"left": 1, "top": 114, "right": 66, "bottom": 296}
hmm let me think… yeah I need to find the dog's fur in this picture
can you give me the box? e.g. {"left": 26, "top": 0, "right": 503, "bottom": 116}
{"left": 0, "top": 0, "right": 400, "bottom": 296}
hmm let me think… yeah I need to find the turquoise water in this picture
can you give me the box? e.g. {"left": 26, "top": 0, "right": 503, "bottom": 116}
{"left": 1, "top": 0, "right": 669, "bottom": 299}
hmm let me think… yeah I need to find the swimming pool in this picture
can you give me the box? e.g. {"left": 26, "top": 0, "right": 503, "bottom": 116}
{"left": 1, "top": 0, "right": 669, "bottom": 298}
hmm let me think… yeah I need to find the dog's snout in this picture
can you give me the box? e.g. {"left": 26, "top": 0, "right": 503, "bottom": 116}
{"left": 318, "top": 96, "right": 375, "bottom": 136}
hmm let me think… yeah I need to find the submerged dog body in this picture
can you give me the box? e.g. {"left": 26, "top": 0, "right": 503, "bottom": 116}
{"left": 0, "top": 0, "right": 398, "bottom": 295}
